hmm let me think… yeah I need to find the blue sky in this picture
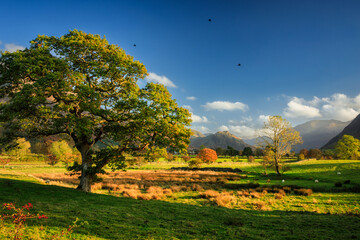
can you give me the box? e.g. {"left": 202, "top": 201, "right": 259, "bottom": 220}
{"left": 1, "top": 0, "right": 360, "bottom": 138}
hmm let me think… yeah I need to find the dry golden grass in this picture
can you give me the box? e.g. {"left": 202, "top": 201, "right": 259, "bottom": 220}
{"left": 294, "top": 188, "right": 313, "bottom": 196}
{"left": 122, "top": 189, "right": 142, "bottom": 199}
{"left": 33, "top": 170, "right": 242, "bottom": 192}
{"left": 214, "top": 194, "right": 236, "bottom": 207}
{"left": 253, "top": 200, "right": 270, "bottom": 211}
{"left": 199, "top": 190, "right": 220, "bottom": 199}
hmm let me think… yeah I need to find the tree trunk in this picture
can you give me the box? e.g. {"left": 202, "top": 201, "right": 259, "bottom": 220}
{"left": 274, "top": 157, "right": 281, "bottom": 176}
{"left": 77, "top": 144, "right": 92, "bottom": 192}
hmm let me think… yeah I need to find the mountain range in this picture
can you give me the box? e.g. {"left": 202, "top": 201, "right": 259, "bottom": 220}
{"left": 293, "top": 119, "right": 349, "bottom": 152}
{"left": 322, "top": 114, "right": 360, "bottom": 149}
{"left": 191, "top": 116, "right": 360, "bottom": 152}
{"left": 189, "top": 131, "right": 251, "bottom": 150}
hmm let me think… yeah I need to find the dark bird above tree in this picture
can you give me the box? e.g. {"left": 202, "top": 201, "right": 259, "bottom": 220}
{"left": 237, "top": 64, "right": 241, "bottom": 66}
{"left": 208, "top": 18, "right": 212, "bottom": 22}
{"left": 133, "top": 44, "right": 136, "bottom": 47}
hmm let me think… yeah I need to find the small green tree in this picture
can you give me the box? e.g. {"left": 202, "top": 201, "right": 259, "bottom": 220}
{"left": 49, "top": 140, "right": 79, "bottom": 166}
{"left": 308, "top": 149, "right": 322, "bottom": 159}
{"left": 242, "top": 147, "right": 253, "bottom": 157}
{"left": 4, "top": 138, "right": 31, "bottom": 161}
{"left": 298, "top": 153, "right": 305, "bottom": 160}
{"left": 299, "top": 149, "right": 309, "bottom": 159}
{"left": 335, "top": 135, "right": 360, "bottom": 160}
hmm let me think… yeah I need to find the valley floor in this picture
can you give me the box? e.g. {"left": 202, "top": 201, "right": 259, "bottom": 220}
{"left": 0, "top": 160, "right": 359, "bottom": 239}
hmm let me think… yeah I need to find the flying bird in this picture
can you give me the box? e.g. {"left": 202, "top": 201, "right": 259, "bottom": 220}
{"left": 237, "top": 64, "right": 241, "bottom": 67}
{"left": 208, "top": 18, "right": 212, "bottom": 22}
{"left": 133, "top": 44, "right": 136, "bottom": 47}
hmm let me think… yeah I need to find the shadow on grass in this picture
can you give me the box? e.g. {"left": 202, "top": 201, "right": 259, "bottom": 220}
{"left": 0, "top": 178, "right": 359, "bottom": 240}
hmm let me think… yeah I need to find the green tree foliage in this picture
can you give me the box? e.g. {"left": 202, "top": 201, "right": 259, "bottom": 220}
{"left": 298, "top": 153, "right": 305, "bottom": 160}
{"left": 225, "top": 146, "right": 239, "bottom": 156}
{"left": 145, "top": 147, "right": 168, "bottom": 162}
{"left": 49, "top": 140, "right": 80, "bottom": 166}
{"left": 308, "top": 149, "right": 322, "bottom": 160}
{"left": 0, "top": 30, "right": 191, "bottom": 192}
{"left": 3, "top": 138, "right": 31, "bottom": 161}
{"left": 299, "top": 149, "right": 309, "bottom": 159}
{"left": 242, "top": 147, "right": 253, "bottom": 157}
{"left": 258, "top": 116, "right": 302, "bottom": 175}
{"left": 215, "top": 147, "right": 225, "bottom": 156}
{"left": 335, "top": 135, "right": 360, "bottom": 160}
{"left": 322, "top": 149, "right": 337, "bottom": 160}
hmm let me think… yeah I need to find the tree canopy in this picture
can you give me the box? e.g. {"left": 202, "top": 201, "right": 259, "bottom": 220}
{"left": 258, "top": 116, "right": 302, "bottom": 175}
{"left": 0, "top": 30, "right": 191, "bottom": 192}
{"left": 335, "top": 135, "right": 360, "bottom": 160}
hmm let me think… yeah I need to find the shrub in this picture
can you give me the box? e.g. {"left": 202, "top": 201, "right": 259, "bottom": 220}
{"left": 199, "top": 190, "right": 220, "bottom": 199}
{"left": 277, "top": 189, "right": 286, "bottom": 196}
{"left": 294, "top": 188, "right": 313, "bottom": 196}
{"left": 0, "top": 155, "right": 11, "bottom": 168}
{"left": 188, "top": 158, "right": 202, "bottom": 168}
{"left": 214, "top": 194, "right": 236, "bottom": 207}
{"left": 247, "top": 155, "right": 255, "bottom": 163}
{"left": 250, "top": 191, "right": 261, "bottom": 199}
{"left": 190, "top": 184, "right": 204, "bottom": 192}
{"left": 122, "top": 189, "right": 142, "bottom": 199}
{"left": 344, "top": 180, "right": 351, "bottom": 184}
{"left": 298, "top": 153, "right": 305, "bottom": 160}
{"left": 166, "top": 153, "right": 174, "bottom": 162}
{"left": 274, "top": 193, "right": 284, "bottom": 199}
{"left": 91, "top": 183, "right": 103, "bottom": 191}
{"left": 138, "top": 193, "right": 153, "bottom": 200}
{"left": 253, "top": 200, "right": 270, "bottom": 211}
{"left": 182, "top": 155, "right": 191, "bottom": 162}
{"left": 45, "top": 154, "right": 59, "bottom": 166}
{"left": 197, "top": 148, "right": 217, "bottom": 163}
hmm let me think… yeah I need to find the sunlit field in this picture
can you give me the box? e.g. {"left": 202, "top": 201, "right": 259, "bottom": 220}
{"left": 1, "top": 159, "right": 360, "bottom": 239}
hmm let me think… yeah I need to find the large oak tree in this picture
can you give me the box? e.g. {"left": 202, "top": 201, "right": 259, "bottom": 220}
{"left": 0, "top": 30, "right": 191, "bottom": 192}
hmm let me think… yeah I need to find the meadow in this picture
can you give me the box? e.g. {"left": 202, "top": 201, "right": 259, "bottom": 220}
{"left": 0, "top": 159, "right": 360, "bottom": 239}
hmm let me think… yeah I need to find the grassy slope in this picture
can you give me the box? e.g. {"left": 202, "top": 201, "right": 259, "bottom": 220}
{"left": 1, "top": 160, "right": 360, "bottom": 239}
{"left": 1, "top": 176, "right": 360, "bottom": 240}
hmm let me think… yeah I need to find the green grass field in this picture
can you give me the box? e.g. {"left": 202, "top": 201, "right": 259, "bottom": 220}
{"left": 1, "top": 159, "right": 360, "bottom": 239}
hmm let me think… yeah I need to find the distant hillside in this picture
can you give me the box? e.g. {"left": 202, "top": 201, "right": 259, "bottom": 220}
{"left": 191, "top": 129, "right": 205, "bottom": 138}
{"left": 322, "top": 114, "right": 360, "bottom": 149}
{"left": 189, "top": 131, "right": 251, "bottom": 150}
{"left": 293, "top": 119, "right": 349, "bottom": 152}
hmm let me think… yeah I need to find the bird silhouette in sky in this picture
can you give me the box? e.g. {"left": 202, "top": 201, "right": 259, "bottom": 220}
{"left": 133, "top": 44, "right": 136, "bottom": 47}
{"left": 208, "top": 18, "right": 212, "bottom": 22}
{"left": 237, "top": 64, "right": 241, "bottom": 67}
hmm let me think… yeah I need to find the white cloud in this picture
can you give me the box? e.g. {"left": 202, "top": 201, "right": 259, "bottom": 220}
{"left": 284, "top": 97, "right": 321, "bottom": 118}
{"left": 218, "top": 125, "right": 229, "bottom": 131}
{"left": 146, "top": 72, "right": 177, "bottom": 88}
{"left": 228, "top": 116, "right": 253, "bottom": 125}
{"left": 186, "top": 96, "right": 197, "bottom": 101}
{"left": 191, "top": 113, "right": 208, "bottom": 123}
{"left": 283, "top": 93, "right": 360, "bottom": 122}
{"left": 193, "top": 126, "right": 210, "bottom": 133}
{"left": 4, "top": 43, "right": 25, "bottom": 52}
{"left": 182, "top": 105, "right": 192, "bottom": 111}
{"left": 203, "top": 101, "right": 249, "bottom": 112}
{"left": 258, "top": 115, "right": 270, "bottom": 124}
{"left": 228, "top": 125, "right": 258, "bottom": 139}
